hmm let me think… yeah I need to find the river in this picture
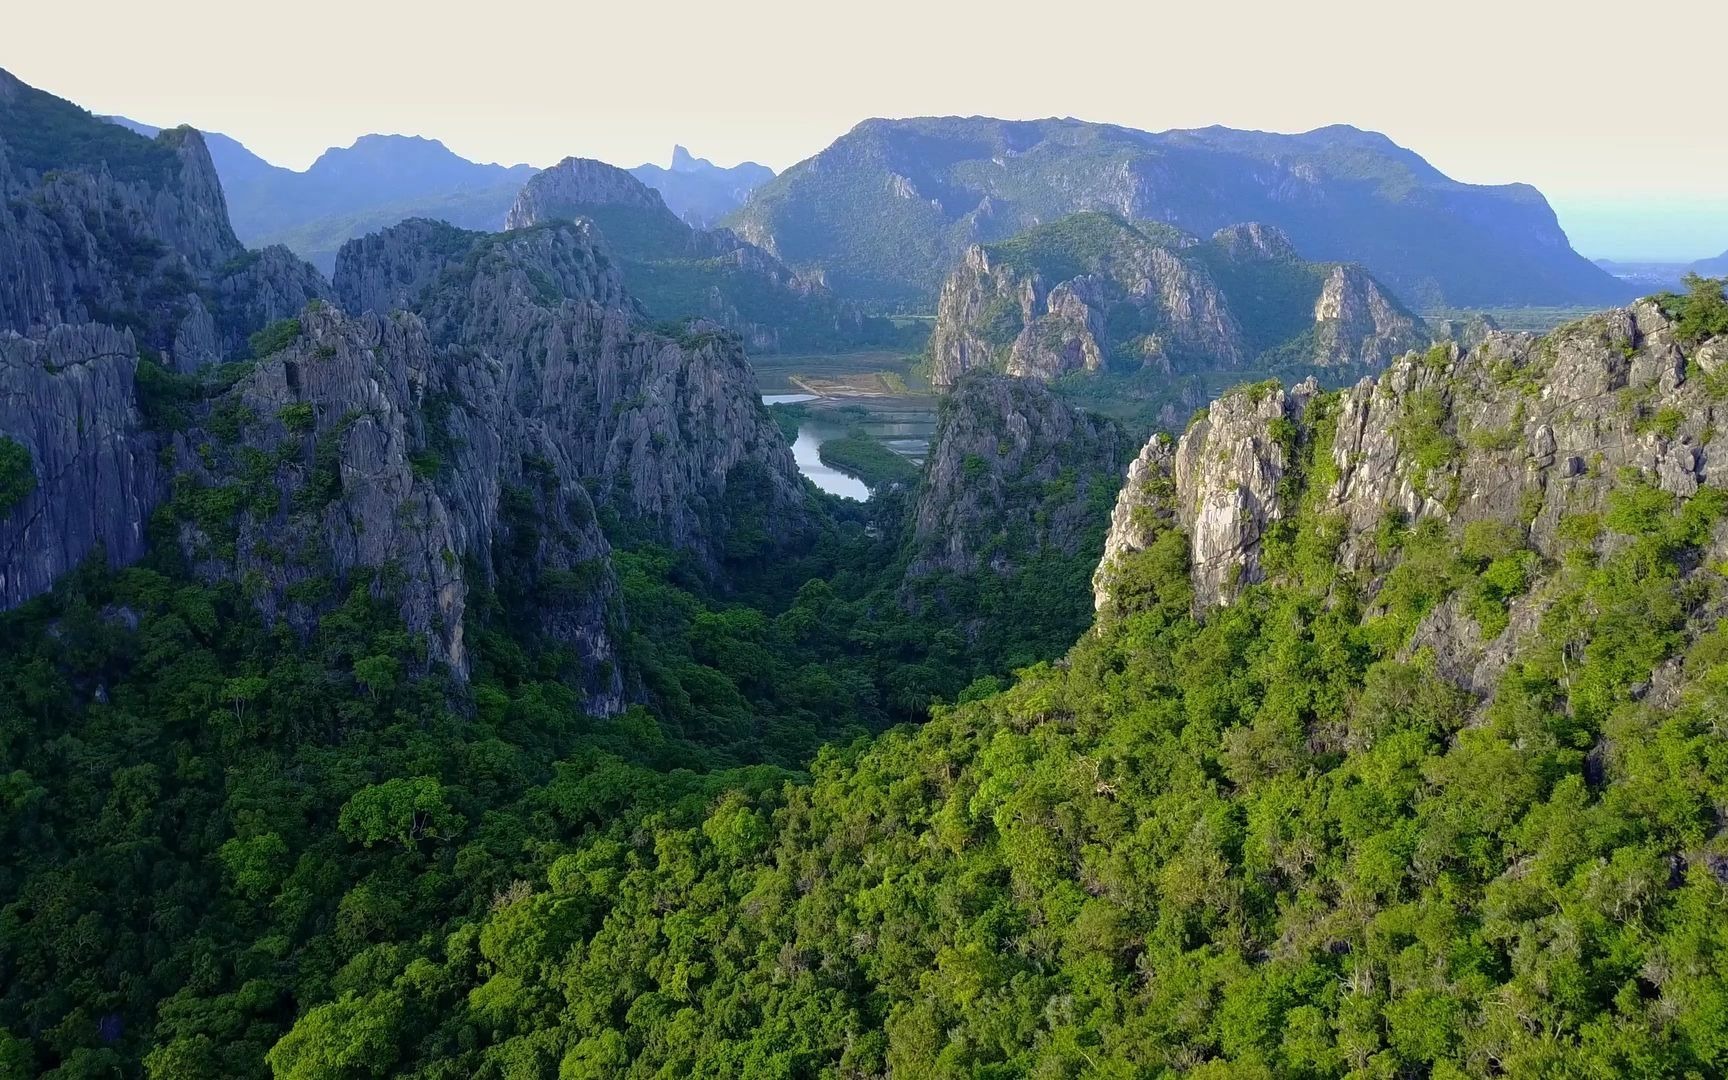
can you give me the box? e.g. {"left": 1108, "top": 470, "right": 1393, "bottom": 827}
{"left": 763, "top": 393, "right": 935, "bottom": 501}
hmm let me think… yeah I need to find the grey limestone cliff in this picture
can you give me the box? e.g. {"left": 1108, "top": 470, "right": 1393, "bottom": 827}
{"left": 909, "top": 373, "right": 1131, "bottom": 578}
{"left": 336, "top": 219, "right": 810, "bottom": 562}
{"left": 1093, "top": 298, "right": 1728, "bottom": 695}
{"left": 1, "top": 70, "right": 331, "bottom": 371}
{"left": 0, "top": 323, "right": 160, "bottom": 607}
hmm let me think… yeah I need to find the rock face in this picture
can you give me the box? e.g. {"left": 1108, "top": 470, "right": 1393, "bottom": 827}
{"left": 0, "top": 324, "right": 160, "bottom": 607}
{"left": 908, "top": 374, "right": 1132, "bottom": 577}
{"left": 504, "top": 157, "right": 887, "bottom": 353}
{"left": 0, "top": 69, "right": 812, "bottom": 712}
{"left": 1312, "top": 266, "right": 1422, "bottom": 367}
{"left": 1173, "top": 379, "right": 1317, "bottom": 606}
{"left": 930, "top": 214, "right": 1425, "bottom": 388}
{"left": 727, "top": 115, "right": 1630, "bottom": 309}
{"left": 0, "top": 70, "right": 331, "bottom": 370}
{"left": 337, "top": 219, "right": 810, "bottom": 561}
{"left": 1093, "top": 299, "right": 1728, "bottom": 690}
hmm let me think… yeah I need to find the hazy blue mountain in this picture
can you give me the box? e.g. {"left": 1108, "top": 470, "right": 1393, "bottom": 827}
{"left": 1696, "top": 249, "right": 1728, "bottom": 275}
{"left": 727, "top": 117, "right": 1632, "bottom": 311}
{"left": 630, "top": 145, "right": 774, "bottom": 227}
{"left": 108, "top": 117, "right": 534, "bottom": 273}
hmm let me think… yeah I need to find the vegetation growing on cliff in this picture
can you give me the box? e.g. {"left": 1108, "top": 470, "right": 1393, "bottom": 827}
{"left": 0, "top": 438, "right": 35, "bottom": 515}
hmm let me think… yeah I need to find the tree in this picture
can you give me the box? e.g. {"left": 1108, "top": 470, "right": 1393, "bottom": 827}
{"left": 337, "top": 777, "right": 464, "bottom": 848}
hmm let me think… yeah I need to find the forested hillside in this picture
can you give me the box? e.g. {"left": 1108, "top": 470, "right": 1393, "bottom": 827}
{"left": 7, "top": 61, "right": 1728, "bottom": 1080}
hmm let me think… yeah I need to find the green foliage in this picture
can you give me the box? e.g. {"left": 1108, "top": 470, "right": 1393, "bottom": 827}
{"left": 0, "top": 438, "right": 36, "bottom": 516}
{"left": 1657, "top": 274, "right": 1728, "bottom": 345}
{"left": 987, "top": 211, "right": 1151, "bottom": 283}
{"left": 248, "top": 318, "right": 304, "bottom": 360}
{"left": 816, "top": 429, "right": 919, "bottom": 490}
{"left": 0, "top": 79, "right": 179, "bottom": 184}
{"left": 1394, "top": 386, "right": 1458, "bottom": 491}
{"left": 277, "top": 402, "right": 316, "bottom": 435}
{"left": 338, "top": 776, "right": 462, "bottom": 847}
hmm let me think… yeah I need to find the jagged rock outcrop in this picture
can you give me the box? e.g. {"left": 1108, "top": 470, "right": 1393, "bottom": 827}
{"left": 168, "top": 302, "right": 623, "bottom": 709}
{"left": 1209, "top": 222, "right": 1298, "bottom": 262}
{"left": 0, "top": 69, "right": 331, "bottom": 370}
{"left": 1174, "top": 378, "right": 1319, "bottom": 606}
{"left": 908, "top": 374, "right": 1131, "bottom": 577}
{"left": 931, "top": 214, "right": 1424, "bottom": 388}
{"left": 505, "top": 157, "right": 676, "bottom": 231}
{"left": 503, "top": 157, "right": 886, "bottom": 353}
{"left": 930, "top": 216, "right": 1242, "bottom": 388}
{"left": 338, "top": 218, "right": 810, "bottom": 562}
{"left": 1093, "top": 298, "right": 1728, "bottom": 694}
{"left": 0, "top": 323, "right": 161, "bottom": 607}
{"left": 1312, "top": 265, "right": 1425, "bottom": 367}
{"left": 1091, "top": 435, "right": 1177, "bottom": 607}
{"left": 332, "top": 218, "right": 479, "bottom": 317}
{"left": 1427, "top": 310, "right": 1502, "bottom": 352}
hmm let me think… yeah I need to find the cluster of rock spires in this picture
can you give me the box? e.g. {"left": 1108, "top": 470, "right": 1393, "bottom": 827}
{"left": 1093, "top": 298, "right": 1728, "bottom": 698}
{"left": 0, "top": 73, "right": 808, "bottom": 712}
{"left": 929, "top": 214, "right": 1426, "bottom": 388}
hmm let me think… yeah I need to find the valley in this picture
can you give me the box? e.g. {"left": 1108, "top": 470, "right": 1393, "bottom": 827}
{"left": 3, "top": 54, "right": 1728, "bottom": 1080}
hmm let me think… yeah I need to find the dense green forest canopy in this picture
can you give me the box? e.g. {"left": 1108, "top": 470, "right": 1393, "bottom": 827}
{"left": 5, "top": 278, "right": 1728, "bottom": 1079}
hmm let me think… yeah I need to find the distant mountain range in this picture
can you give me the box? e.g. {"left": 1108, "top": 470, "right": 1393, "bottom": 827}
{"left": 629, "top": 145, "right": 774, "bottom": 228}
{"left": 726, "top": 117, "right": 1632, "bottom": 311}
{"left": 104, "top": 117, "right": 774, "bottom": 274}
{"left": 96, "top": 113, "right": 1649, "bottom": 315}
{"left": 1596, "top": 251, "right": 1728, "bottom": 294}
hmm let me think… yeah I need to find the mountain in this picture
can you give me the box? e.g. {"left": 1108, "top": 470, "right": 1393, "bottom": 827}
{"left": 930, "top": 214, "right": 1426, "bottom": 388}
{"left": 0, "top": 70, "right": 810, "bottom": 706}
{"left": 1596, "top": 258, "right": 1692, "bottom": 294}
{"left": 246, "top": 289, "right": 1728, "bottom": 1077}
{"left": 506, "top": 156, "right": 905, "bottom": 351}
{"left": 897, "top": 374, "right": 1133, "bottom": 664}
{"left": 1696, "top": 250, "right": 1728, "bottom": 275}
{"left": 109, "top": 116, "right": 536, "bottom": 274}
{"left": 0, "top": 72, "right": 328, "bottom": 374}
{"left": 13, "top": 63, "right": 1728, "bottom": 1080}
{"left": 727, "top": 116, "right": 1631, "bottom": 310}
{"left": 629, "top": 144, "right": 774, "bottom": 227}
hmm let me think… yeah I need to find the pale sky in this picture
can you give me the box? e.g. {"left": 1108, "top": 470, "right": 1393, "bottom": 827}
{"left": 10, "top": 0, "right": 1728, "bottom": 260}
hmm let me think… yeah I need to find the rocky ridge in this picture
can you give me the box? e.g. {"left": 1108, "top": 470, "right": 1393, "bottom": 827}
{"left": 1094, "top": 298, "right": 1728, "bottom": 696}
{"left": 335, "top": 218, "right": 810, "bottom": 558}
{"left": 930, "top": 214, "right": 1426, "bottom": 388}
{"left": 0, "top": 70, "right": 812, "bottom": 710}
{"left": 1, "top": 69, "right": 329, "bottom": 370}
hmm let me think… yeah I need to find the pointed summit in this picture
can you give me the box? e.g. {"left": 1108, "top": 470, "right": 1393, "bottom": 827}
{"left": 670, "top": 144, "right": 704, "bottom": 172}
